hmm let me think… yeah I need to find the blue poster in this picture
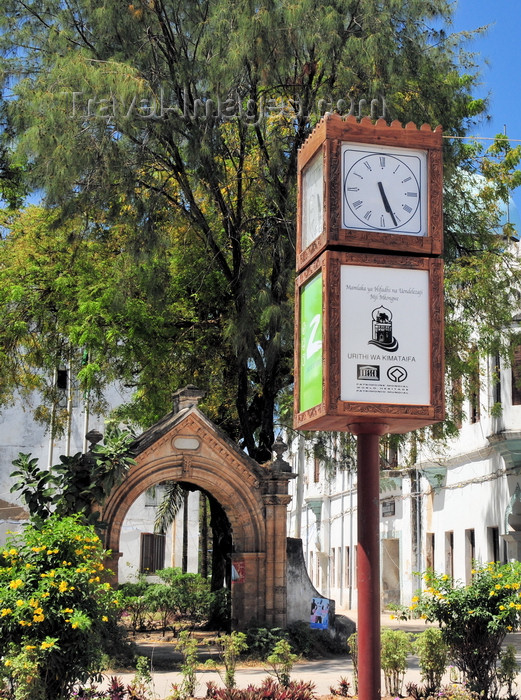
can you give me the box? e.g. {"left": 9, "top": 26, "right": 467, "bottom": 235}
{"left": 310, "top": 597, "right": 329, "bottom": 629}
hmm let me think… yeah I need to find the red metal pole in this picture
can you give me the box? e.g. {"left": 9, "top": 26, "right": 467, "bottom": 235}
{"left": 352, "top": 424, "right": 387, "bottom": 700}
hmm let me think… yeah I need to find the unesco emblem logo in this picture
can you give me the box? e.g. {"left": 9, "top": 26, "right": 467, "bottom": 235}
{"left": 357, "top": 364, "right": 380, "bottom": 381}
{"left": 387, "top": 366, "right": 407, "bottom": 383}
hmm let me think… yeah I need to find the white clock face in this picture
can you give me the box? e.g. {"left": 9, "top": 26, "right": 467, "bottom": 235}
{"left": 342, "top": 143, "right": 428, "bottom": 236}
{"left": 301, "top": 149, "right": 324, "bottom": 249}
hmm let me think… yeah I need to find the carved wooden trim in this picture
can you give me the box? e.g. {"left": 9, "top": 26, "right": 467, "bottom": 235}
{"left": 296, "top": 113, "right": 443, "bottom": 269}
{"left": 294, "top": 249, "right": 445, "bottom": 434}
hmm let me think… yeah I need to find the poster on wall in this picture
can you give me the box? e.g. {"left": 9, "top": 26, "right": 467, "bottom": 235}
{"left": 340, "top": 265, "right": 430, "bottom": 406}
{"left": 310, "top": 597, "right": 330, "bottom": 630}
{"left": 231, "top": 560, "right": 245, "bottom": 583}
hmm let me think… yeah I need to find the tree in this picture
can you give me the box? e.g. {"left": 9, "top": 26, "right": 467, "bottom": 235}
{"left": 10, "top": 426, "right": 136, "bottom": 527}
{"left": 0, "top": 0, "right": 518, "bottom": 456}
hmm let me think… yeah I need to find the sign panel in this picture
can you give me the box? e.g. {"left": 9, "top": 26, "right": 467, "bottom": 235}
{"left": 301, "top": 149, "right": 324, "bottom": 250}
{"left": 293, "top": 251, "right": 444, "bottom": 434}
{"left": 299, "top": 272, "right": 323, "bottom": 412}
{"left": 340, "top": 265, "right": 430, "bottom": 405}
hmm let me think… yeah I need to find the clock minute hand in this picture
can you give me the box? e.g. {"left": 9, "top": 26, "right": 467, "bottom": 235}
{"left": 377, "top": 181, "right": 398, "bottom": 227}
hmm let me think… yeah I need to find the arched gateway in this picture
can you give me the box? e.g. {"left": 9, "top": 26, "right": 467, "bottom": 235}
{"left": 101, "top": 387, "right": 295, "bottom": 629}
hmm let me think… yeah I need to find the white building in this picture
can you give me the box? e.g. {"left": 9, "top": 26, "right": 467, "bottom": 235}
{"left": 286, "top": 346, "right": 521, "bottom": 611}
{"left": 0, "top": 379, "right": 200, "bottom": 583}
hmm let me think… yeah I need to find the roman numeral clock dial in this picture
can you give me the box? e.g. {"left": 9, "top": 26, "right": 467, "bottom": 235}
{"left": 342, "top": 144, "right": 428, "bottom": 236}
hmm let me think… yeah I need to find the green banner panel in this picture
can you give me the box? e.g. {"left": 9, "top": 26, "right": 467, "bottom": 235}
{"left": 300, "top": 272, "right": 323, "bottom": 412}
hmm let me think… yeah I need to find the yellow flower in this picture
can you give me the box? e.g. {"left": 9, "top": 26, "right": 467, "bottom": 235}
{"left": 9, "top": 579, "right": 23, "bottom": 589}
{"left": 33, "top": 613, "right": 45, "bottom": 622}
{"left": 71, "top": 622, "right": 79, "bottom": 629}
{"left": 58, "top": 581, "right": 68, "bottom": 592}
{"left": 499, "top": 605, "right": 505, "bottom": 610}
{"left": 102, "top": 615, "right": 108, "bottom": 622}
{"left": 1, "top": 608, "right": 12, "bottom": 616}
{"left": 16, "top": 600, "right": 24, "bottom": 607}
{"left": 4, "top": 660, "right": 11, "bottom": 667}
{"left": 62, "top": 608, "right": 74, "bottom": 614}
{"left": 495, "top": 584, "right": 501, "bottom": 590}
{"left": 25, "top": 645, "right": 37, "bottom": 650}
{"left": 40, "top": 640, "right": 55, "bottom": 649}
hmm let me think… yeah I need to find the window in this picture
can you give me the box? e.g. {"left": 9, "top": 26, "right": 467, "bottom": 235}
{"left": 470, "top": 366, "right": 480, "bottom": 423}
{"left": 488, "top": 526, "right": 500, "bottom": 563}
{"left": 445, "top": 531, "right": 454, "bottom": 579}
{"left": 313, "top": 457, "right": 320, "bottom": 483}
{"left": 57, "top": 369, "right": 68, "bottom": 390}
{"left": 465, "top": 529, "right": 475, "bottom": 583}
{"left": 426, "top": 533, "right": 435, "bottom": 571}
{"left": 140, "top": 533, "right": 165, "bottom": 574}
{"left": 380, "top": 439, "right": 398, "bottom": 469}
{"left": 493, "top": 354, "right": 502, "bottom": 406}
{"left": 512, "top": 344, "right": 521, "bottom": 405}
{"left": 382, "top": 499, "right": 395, "bottom": 517}
{"left": 452, "top": 375, "right": 463, "bottom": 429}
{"left": 344, "top": 546, "right": 350, "bottom": 589}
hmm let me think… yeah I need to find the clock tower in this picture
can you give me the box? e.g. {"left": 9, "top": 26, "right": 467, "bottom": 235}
{"left": 294, "top": 113, "right": 444, "bottom": 434}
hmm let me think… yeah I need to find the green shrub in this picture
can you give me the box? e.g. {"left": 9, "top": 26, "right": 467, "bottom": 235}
{"left": 286, "top": 621, "right": 345, "bottom": 658}
{"left": 380, "top": 627, "right": 411, "bottom": 696}
{"left": 267, "top": 638, "right": 298, "bottom": 688}
{"left": 168, "top": 630, "right": 199, "bottom": 700}
{"left": 497, "top": 644, "right": 520, "bottom": 699}
{"left": 416, "top": 562, "right": 521, "bottom": 699}
{"left": 347, "top": 632, "right": 358, "bottom": 693}
{"left": 413, "top": 626, "right": 448, "bottom": 693}
{"left": 0, "top": 514, "right": 124, "bottom": 700}
{"left": 156, "top": 568, "right": 212, "bottom": 624}
{"left": 211, "top": 631, "right": 248, "bottom": 689}
{"left": 244, "top": 626, "right": 286, "bottom": 659}
{"left": 144, "top": 583, "right": 176, "bottom": 635}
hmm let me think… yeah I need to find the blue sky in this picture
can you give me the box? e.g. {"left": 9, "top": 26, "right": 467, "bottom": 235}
{"left": 452, "top": 0, "right": 521, "bottom": 210}
{"left": 452, "top": 1, "right": 521, "bottom": 144}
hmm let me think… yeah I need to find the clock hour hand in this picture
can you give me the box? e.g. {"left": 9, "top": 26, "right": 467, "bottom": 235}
{"left": 377, "top": 181, "right": 398, "bottom": 227}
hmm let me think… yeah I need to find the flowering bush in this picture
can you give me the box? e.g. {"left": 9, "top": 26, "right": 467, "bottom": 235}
{"left": 414, "top": 562, "right": 521, "bottom": 699}
{"left": 0, "top": 514, "right": 122, "bottom": 700}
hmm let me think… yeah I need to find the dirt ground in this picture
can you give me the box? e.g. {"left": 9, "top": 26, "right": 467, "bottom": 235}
{"left": 122, "top": 629, "right": 410, "bottom": 700}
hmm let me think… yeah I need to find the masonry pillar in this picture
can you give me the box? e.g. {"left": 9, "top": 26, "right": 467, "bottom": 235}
{"left": 230, "top": 551, "right": 265, "bottom": 629}
{"left": 262, "top": 437, "right": 296, "bottom": 627}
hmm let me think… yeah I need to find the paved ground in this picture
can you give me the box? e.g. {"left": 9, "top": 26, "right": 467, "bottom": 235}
{"left": 98, "top": 611, "right": 521, "bottom": 698}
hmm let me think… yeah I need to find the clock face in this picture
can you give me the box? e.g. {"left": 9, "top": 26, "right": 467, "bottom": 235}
{"left": 342, "top": 144, "right": 428, "bottom": 236}
{"left": 301, "top": 149, "right": 324, "bottom": 249}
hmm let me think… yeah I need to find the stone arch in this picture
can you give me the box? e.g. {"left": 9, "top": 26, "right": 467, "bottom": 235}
{"left": 100, "top": 388, "right": 294, "bottom": 629}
